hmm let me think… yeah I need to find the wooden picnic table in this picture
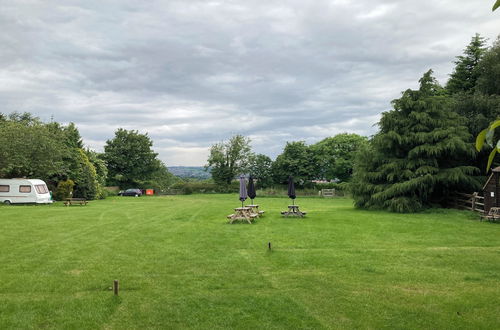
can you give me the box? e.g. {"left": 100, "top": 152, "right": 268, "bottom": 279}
{"left": 64, "top": 198, "right": 88, "bottom": 206}
{"left": 227, "top": 207, "right": 257, "bottom": 224}
{"left": 481, "top": 207, "right": 500, "bottom": 222}
{"left": 281, "top": 205, "right": 307, "bottom": 218}
{"left": 247, "top": 204, "right": 265, "bottom": 217}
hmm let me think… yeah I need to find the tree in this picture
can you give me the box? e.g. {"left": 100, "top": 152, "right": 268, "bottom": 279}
{"left": 311, "top": 133, "right": 368, "bottom": 182}
{"left": 475, "top": 36, "right": 500, "bottom": 96}
{"left": 0, "top": 116, "right": 66, "bottom": 179}
{"left": 104, "top": 129, "right": 160, "bottom": 187}
{"left": 272, "top": 141, "right": 315, "bottom": 185}
{"left": 63, "top": 122, "right": 84, "bottom": 149}
{"left": 206, "top": 135, "right": 252, "bottom": 185}
{"left": 247, "top": 154, "right": 273, "bottom": 188}
{"left": 494, "top": 0, "right": 500, "bottom": 11}
{"left": 351, "top": 70, "right": 480, "bottom": 213}
{"left": 446, "top": 34, "right": 487, "bottom": 94}
{"left": 69, "top": 149, "right": 99, "bottom": 199}
{"left": 142, "top": 160, "right": 179, "bottom": 193}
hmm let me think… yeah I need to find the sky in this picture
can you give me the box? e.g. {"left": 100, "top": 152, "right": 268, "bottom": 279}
{"left": 1, "top": 1, "right": 499, "bottom": 166}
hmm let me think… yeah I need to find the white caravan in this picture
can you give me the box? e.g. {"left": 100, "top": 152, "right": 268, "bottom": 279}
{"left": 0, "top": 179, "right": 52, "bottom": 205}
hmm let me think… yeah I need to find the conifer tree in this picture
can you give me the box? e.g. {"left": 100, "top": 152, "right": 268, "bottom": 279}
{"left": 351, "top": 70, "right": 480, "bottom": 213}
{"left": 446, "top": 34, "right": 486, "bottom": 94}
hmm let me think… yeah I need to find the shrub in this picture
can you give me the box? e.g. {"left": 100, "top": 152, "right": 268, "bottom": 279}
{"left": 54, "top": 179, "right": 75, "bottom": 201}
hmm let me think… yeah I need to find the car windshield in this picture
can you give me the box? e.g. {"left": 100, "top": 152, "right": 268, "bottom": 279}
{"left": 126, "top": 189, "right": 136, "bottom": 192}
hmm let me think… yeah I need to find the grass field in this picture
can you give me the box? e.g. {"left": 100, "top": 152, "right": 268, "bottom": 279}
{"left": 1, "top": 195, "right": 499, "bottom": 329}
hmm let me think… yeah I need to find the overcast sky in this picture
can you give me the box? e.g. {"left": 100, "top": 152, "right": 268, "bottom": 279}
{"left": 1, "top": 1, "right": 499, "bottom": 165}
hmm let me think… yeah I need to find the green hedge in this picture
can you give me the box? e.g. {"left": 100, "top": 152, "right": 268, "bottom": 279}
{"left": 168, "top": 181, "right": 239, "bottom": 194}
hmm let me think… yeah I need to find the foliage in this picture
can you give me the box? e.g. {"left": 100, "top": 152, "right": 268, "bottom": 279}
{"left": 271, "top": 141, "right": 316, "bottom": 185}
{"left": 86, "top": 150, "right": 108, "bottom": 186}
{"left": 104, "top": 128, "right": 160, "bottom": 187}
{"left": 0, "top": 114, "right": 67, "bottom": 179}
{"left": 63, "top": 122, "right": 84, "bottom": 149}
{"left": 475, "top": 37, "right": 500, "bottom": 96}
{"left": 446, "top": 34, "right": 486, "bottom": 94}
{"left": 475, "top": 119, "right": 500, "bottom": 171}
{"left": 310, "top": 133, "right": 368, "bottom": 182}
{"left": 53, "top": 179, "right": 75, "bottom": 201}
{"left": 68, "top": 149, "right": 99, "bottom": 200}
{"left": 170, "top": 180, "right": 239, "bottom": 194}
{"left": 451, "top": 37, "right": 500, "bottom": 173}
{"left": 206, "top": 135, "right": 252, "bottom": 185}
{"left": 494, "top": 0, "right": 500, "bottom": 11}
{"left": 141, "top": 160, "right": 179, "bottom": 193}
{"left": 247, "top": 154, "right": 274, "bottom": 188}
{"left": 351, "top": 70, "right": 480, "bottom": 213}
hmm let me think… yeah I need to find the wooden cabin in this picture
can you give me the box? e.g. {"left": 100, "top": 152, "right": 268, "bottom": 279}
{"left": 482, "top": 166, "right": 500, "bottom": 213}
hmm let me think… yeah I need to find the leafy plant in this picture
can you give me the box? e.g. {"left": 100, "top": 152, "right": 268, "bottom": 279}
{"left": 475, "top": 119, "right": 500, "bottom": 171}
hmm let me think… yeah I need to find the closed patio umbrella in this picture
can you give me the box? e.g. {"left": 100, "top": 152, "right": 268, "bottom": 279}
{"left": 247, "top": 176, "right": 256, "bottom": 204}
{"left": 287, "top": 176, "right": 296, "bottom": 205}
{"left": 239, "top": 175, "right": 247, "bottom": 207}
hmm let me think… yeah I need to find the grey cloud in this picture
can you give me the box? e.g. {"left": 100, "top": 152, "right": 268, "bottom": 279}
{"left": 0, "top": 0, "right": 498, "bottom": 165}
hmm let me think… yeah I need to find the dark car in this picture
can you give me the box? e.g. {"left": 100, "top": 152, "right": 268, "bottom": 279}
{"left": 118, "top": 188, "right": 143, "bottom": 197}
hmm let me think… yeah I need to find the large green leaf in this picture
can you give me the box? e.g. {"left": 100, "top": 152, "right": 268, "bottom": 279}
{"left": 494, "top": 0, "right": 500, "bottom": 11}
{"left": 489, "top": 119, "right": 500, "bottom": 130}
{"left": 476, "top": 128, "right": 488, "bottom": 151}
{"left": 487, "top": 148, "right": 497, "bottom": 172}
{"left": 486, "top": 128, "right": 495, "bottom": 147}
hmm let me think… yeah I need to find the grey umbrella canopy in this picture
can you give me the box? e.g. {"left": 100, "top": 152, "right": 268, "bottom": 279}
{"left": 239, "top": 175, "right": 247, "bottom": 207}
{"left": 287, "top": 176, "right": 296, "bottom": 204}
{"left": 247, "top": 176, "right": 256, "bottom": 204}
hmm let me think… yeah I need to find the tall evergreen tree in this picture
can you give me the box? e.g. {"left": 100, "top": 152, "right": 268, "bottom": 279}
{"left": 446, "top": 34, "right": 486, "bottom": 94}
{"left": 475, "top": 36, "right": 500, "bottom": 96}
{"left": 351, "top": 70, "right": 480, "bottom": 213}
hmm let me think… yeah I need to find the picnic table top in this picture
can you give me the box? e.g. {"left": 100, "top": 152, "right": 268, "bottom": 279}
{"left": 234, "top": 207, "right": 251, "bottom": 211}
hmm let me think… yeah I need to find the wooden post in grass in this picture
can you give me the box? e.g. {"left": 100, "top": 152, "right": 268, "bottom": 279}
{"left": 268, "top": 242, "right": 271, "bottom": 250}
{"left": 113, "top": 280, "right": 119, "bottom": 295}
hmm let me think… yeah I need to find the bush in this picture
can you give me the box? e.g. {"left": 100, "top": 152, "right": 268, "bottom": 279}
{"left": 54, "top": 179, "right": 75, "bottom": 201}
{"left": 168, "top": 180, "right": 239, "bottom": 194}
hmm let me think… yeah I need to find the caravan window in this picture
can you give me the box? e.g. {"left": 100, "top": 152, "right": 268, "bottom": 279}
{"left": 19, "top": 185, "right": 32, "bottom": 193}
{"left": 0, "top": 185, "right": 9, "bottom": 192}
{"left": 35, "top": 185, "right": 49, "bottom": 194}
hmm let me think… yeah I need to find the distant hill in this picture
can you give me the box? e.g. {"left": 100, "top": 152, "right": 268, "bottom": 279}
{"left": 168, "top": 166, "right": 211, "bottom": 180}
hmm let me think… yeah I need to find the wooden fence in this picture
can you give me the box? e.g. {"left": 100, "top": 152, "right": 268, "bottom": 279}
{"left": 447, "top": 192, "right": 484, "bottom": 214}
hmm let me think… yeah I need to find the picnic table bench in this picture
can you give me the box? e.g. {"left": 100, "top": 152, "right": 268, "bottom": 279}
{"left": 64, "top": 198, "right": 88, "bottom": 206}
{"left": 281, "top": 205, "right": 307, "bottom": 218}
{"left": 247, "top": 204, "right": 265, "bottom": 217}
{"left": 227, "top": 207, "right": 258, "bottom": 224}
{"left": 480, "top": 207, "right": 500, "bottom": 222}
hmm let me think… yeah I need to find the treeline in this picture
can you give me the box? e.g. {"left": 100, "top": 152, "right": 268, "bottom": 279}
{"left": 0, "top": 115, "right": 177, "bottom": 200}
{"left": 206, "top": 133, "right": 368, "bottom": 188}
{"left": 351, "top": 35, "right": 500, "bottom": 212}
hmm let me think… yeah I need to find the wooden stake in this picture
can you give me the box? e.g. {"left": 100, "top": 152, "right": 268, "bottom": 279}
{"left": 268, "top": 242, "right": 271, "bottom": 250}
{"left": 113, "top": 280, "right": 119, "bottom": 295}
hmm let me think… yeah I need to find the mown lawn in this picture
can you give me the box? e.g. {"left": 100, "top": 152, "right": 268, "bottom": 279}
{"left": 0, "top": 195, "right": 499, "bottom": 329}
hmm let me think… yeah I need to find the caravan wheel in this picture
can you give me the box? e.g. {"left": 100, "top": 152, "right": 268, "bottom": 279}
{"left": 4, "top": 200, "right": 11, "bottom": 205}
